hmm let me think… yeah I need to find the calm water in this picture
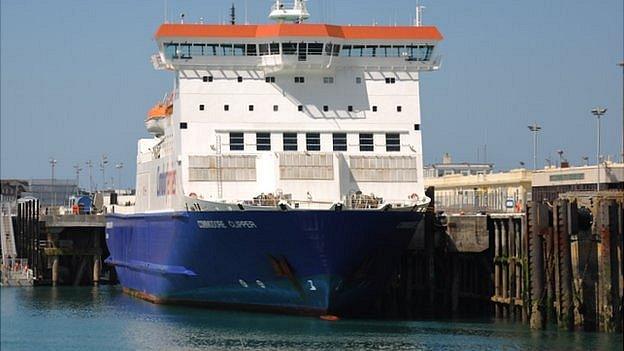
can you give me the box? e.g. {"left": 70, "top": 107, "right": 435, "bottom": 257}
{"left": 1, "top": 286, "right": 621, "bottom": 351}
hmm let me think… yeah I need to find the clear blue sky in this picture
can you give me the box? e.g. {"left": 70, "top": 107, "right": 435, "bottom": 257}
{"left": 1, "top": 0, "right": 623, "bottom": 188}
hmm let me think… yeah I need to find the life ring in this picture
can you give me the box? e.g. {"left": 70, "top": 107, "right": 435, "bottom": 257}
{"left": 409, "top": 193, "right": 419, "bottom": 200}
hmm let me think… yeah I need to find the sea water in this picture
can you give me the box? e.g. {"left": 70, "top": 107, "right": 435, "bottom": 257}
{"left": 1, "top": 286, "right": 621, "bottom": 350}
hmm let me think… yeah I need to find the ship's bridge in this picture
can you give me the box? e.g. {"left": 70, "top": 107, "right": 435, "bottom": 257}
{"left": 152, "top": 24, "right": 443, "bottom": 73}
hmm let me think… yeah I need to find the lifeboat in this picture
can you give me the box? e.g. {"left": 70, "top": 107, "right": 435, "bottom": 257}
{"left": 145, "top": 97, "right": 173, "bottom": 137}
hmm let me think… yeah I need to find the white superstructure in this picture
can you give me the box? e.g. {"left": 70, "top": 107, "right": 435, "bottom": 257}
{"left": 135, "top": 4, "right": 443, "bottom": 213}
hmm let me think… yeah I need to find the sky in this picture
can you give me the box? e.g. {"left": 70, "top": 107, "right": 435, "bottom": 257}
{"left": 1, "top": 0, "right": 623, "bottom": 189}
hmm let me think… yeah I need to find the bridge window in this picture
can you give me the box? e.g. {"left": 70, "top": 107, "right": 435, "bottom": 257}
{"left": 359, "top": 133, "right": 374, "bottom": 152}
{"left": 259, "top": 44, "right": 269, "bottom": 56}
{"left": 179, "top": 43, "right": 192, "bottom": 59}
{"left": 191, "top": 44, "right": 204, "bottom": 56}
{"left": 230, "top": 133, "right": 244, "bottom": 151}
{"left": 352, "top": 45, "right": 364, "bottom": 57}
{"left": 233, "top": 44, "right": 245, "bottom": 56}
{"left": 306, "top": 133, "right": 321, "bottom": 151}
{"left": 282, "top": 43, "right": 297, "bottom": 55}
{"left": 221, "top": 44, "right": 235, "bottom": 56}
{"left": 205, "top": 44, "right": 218, "bottom": 56}
{"left": 378, "top": 45, "right": 391, "bottom": 57}
{"left": 363, "top": 46, "right": 377, "bottom": 57}
{"left": 283, "top": 133, "right": 298, "bottom": 151}
{"left": 308, "top": 43, "right": 324, "bottom": 55}
{"left": 270, "top": 43, "right": 280, "bottom": 55}
{"left": 245, "top": 44, "right": 257, "bottom": 56}
{"left": 340, "top": 45, "right": 352, "bottom": 57}
{"left": 386, "top": 133, "right": 400, "bottom": 152}
{"left": 333, "top": 133, "right": 347, "bottom": 151}
{"left": 256, "top": 133, "right": 271, "bottom": 151}
{"left": 164, "top": 43, "right": 178, "bottom": 59}
{"left": 325, "top": 43, "right": 340, "bottom": 56}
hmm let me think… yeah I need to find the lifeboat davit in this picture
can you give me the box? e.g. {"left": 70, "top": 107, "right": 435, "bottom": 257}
{"left": 145, "top": 99, "right": 173, "bottom": 137}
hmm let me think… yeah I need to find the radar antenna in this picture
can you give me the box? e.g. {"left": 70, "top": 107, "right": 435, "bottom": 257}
{"left": 269, "top": 0, "right": 310, "bottom": 23}
{"left": 415, "top": 1, "right": 425, "bottom": 27}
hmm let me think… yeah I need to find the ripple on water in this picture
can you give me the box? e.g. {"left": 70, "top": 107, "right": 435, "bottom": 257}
{"left": 1, "top": 286, "right": 622, "bottom": 351}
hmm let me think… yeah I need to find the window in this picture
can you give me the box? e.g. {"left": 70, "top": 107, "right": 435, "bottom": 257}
{"left": 385, "top": 77, "right": 396, "bottom": 84}
{"left": 323, "top": 105, "right": 329, "bottom": 112}
{"left": 333, "top": 133, "right": 347, "bottom": 151}
{"left": 372, "top": 106, "right": 378, "bottom": 112}
{"left": 298, "top": 42, "right": 307, "bottom": 61}
{"left": 386, "top": 133, "right": 400, "bottom": 152}
{"left": 237, "top": 76, "right": 243, "bottom": 83}
{"left": 355, "top": 77, "right": 362, "bottom": 84}
{"left": 259, "top": 43, "right": 269, "bottom": 55}
{"left": 245, "top": 44, "right": 257, "bottom": 56}
{"left": 180, "top": 122, "right": 188, "bottom": 129}
{"left": 359, "top": 133, "right": 374, "bottom": 152}
{"left": 256, "top": 133, "right": 271, "bottom": 151}
{"left": 248, "top": 105, "right": 254, "bottom": 111}
{"left": 273, "top": 105, "right": 279, "bottom": 112}
{"left": 306, "top": 133, "right": 321, "bottom": 151}
{"left": 230, "top": 133, "right": 244, "bottom": 151}
{"left": 224, "top": 105, "right": 229, "bottom": 111}
{"left": 199, "top": 104, "right": 205, "bottom": 111}
{"left": 347, "top": 106, "right": 353, "bottom": 112}
{"left": 414, "top": 124, "right": 420, "bottom": 131}
{"left": 265, "top": 76, "right": 276, "bottom": 83}
{"left": 323, "top": 77, "right": 334, "bottom": 84}
{"left": 397, "top": 106, "right": 402, "bottom": 112}
{"left": 294, "top": 76, "right": 305, "bottom": 83}
{"left": 308, "top": 43, "right": 324, "bottom": 55}
{"left": 202, "top": 76, "right": 213, "bottom": 82}
{"left": 269, "top": 43, "right": 280, "bottom": 55}
{"left": 282, "top": 43, "right": 297, "bottom": 55}
{"left": 283, "top": 133, "right": 298, "bottom": 151}
{"left": 233, "top": 44, "right": 245, "bottom": 56}
{"left": 298, "top": 105, "right": 304, "bottom": 112}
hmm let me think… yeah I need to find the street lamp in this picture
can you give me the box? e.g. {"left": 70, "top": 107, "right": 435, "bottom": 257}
{"left": 618, "top": 61, "right": 623, "bottom": 163}
{"left": 73, "top": 164, "right": 82, "bottom": 195}
{"left": 591, "top": 107, "right": 607, "bottom": 191}
{"left": 100, "top": 155, "right": 109, "bottom": 190}
{"left": 115, "top": 163, "right": 124, "bottom": 190}
{"left": 85, "top": 160, "right": 94, "bottom": 194}
{"left": 49, "top": 158, "right": 57, "bottom": 205}
{"left": 528, "top": 122, "right": 542, "bottom": 170}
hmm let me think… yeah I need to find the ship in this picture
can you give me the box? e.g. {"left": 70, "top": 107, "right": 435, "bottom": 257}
{"left": 105, "top": 0, "right": 443, "bottom": 316}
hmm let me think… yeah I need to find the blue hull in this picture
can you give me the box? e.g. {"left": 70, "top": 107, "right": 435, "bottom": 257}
{"left": 105, "top": 210, "right": 422, "bottom": 316}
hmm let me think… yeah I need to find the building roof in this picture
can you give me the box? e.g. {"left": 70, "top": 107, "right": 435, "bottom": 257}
{"left": 155, "top": 23, "right": 443, "bottom": 41}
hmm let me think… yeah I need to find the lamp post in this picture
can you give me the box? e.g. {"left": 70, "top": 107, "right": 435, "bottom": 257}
{"left": 591, "top": 107, "right": 607, "bottom": 191}
{"left": 100, "top": 155, "right": 109, "bottom": 190}
{"left": 73, "top": 164, "right": 82, "bottom": 195}
{"left": 49, "top": 158, "right": 57, "bottom": 205}
{"left": 115, "top": 163, "right": 124, "bottom": 190}
{"left": 85, "top": 160, "right": 94, "bottom": 194}
{"left": 618, "top": 61, "right": 623, "bottom": 163}
{"left": 556, "top": 149, "right": 564, "bottom": 168}
{"left": 528, "top": 122, "right": 542, "bottom": 170}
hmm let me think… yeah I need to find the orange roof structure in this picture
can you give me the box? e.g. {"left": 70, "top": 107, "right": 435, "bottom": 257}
{"left": 155, "top": 24, "right": 443, "bottom": 41}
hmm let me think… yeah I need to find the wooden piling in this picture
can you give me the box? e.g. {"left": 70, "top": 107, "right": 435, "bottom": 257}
{"left": 528, "top": 202, "right": 547, "bottom": 330}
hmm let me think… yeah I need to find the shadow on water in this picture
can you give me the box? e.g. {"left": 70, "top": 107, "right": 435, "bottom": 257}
{"left": 1, "top": 286, "right": 622, "bottom": 351}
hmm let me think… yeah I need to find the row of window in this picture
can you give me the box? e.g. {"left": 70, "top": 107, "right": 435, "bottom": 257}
{"left": 164, "top": 42, "right": 434, "bottom": 61}
{"left": 228, "top": 132, "right": 401, "bottom": 152}
{"left": 201, "top": 75, "right": 391, "bottom": 85}
{"left": 198, "top": 104, "right": 403, "bottom": 113}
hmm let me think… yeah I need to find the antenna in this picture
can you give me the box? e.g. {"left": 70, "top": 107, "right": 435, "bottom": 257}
{"left": 164, "top": 0, "right": 168, "bottom": 23}
{"left": 415, "top": 1, "right": 425, "bottom": 26}
{"left": 244, "top": 0, "right": 248, "bottom": 24}
{"left": 230, "top": 3, "right": 236, "bottom": 25}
